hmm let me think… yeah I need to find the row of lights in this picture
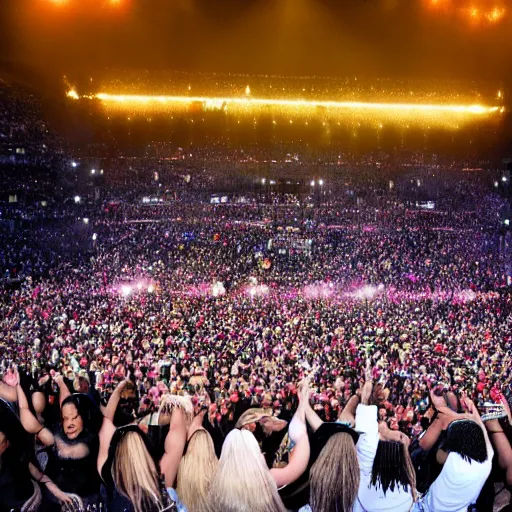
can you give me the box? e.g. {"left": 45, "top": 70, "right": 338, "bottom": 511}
{"left": 48, "top": 0, "right": 122, "bottom": 6}
{"left": 71, "top": 162, "right": 104, "bottom": 176}
{"left": 261, "top": 178, "right": 325, "bottom": 186}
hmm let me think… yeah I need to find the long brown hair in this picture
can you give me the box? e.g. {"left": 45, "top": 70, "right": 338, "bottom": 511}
{"left": 309, "top": 432, "right": 360, "bottom": 512}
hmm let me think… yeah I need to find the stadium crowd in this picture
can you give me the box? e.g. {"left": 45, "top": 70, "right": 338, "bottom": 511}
{"left": 1, "top": 79, "right": 512, "bottom": 512}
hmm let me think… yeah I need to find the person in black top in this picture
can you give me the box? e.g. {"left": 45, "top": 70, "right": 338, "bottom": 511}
{"left": 17, "top": 377, "right": 103, "bottom": 511}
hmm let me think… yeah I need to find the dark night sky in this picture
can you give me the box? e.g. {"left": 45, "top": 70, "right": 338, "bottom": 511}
{"left": 0, "top": 0, "right": 511, "bottom": 91}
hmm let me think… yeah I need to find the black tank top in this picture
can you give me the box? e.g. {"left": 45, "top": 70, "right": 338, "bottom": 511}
{"left": 45, "top": 430, "right": 101, "bottom": 498}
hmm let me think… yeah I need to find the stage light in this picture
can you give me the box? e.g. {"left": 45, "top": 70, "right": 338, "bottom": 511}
{"left": 261, "top": 178, "right": 266, "bottom": 185}
{"left": 71, "top": 161, "right": 78, "bottom": 168}
{"left": 74, "top": 195, "right": 81, "bottom": 204}
{"left": 66, "top": 89, "right": 79, "bottom": 100}
{"left": 121, "top": 285, "right": 131, "bottom": 296}
{"left": 212, "top": 281, "right": 226, "bottom": 297}
{"left": 494, "top": 181, "right": 499, "bottom": 188}
{"left": 505, "top": 219, "right": 510, "bottom": 226}
{"left": 502, "top": 176, "right": 508, "bottom": 182}
{"left": 91, "top": 169, "right": 96, "bottom": 175}
{"left": 92, "top": 233, "right": 97, "bottom": 241}
{"left": 147, "top": 284, "right": 155, "bottom": 293}
{"left": 311, "top": 180, "right": 315, "bottom": 187}
{"left": 318, "top": 179, "right": 324, "bottom": 186}
{"left": 83, "top": 218, "right": 89, "bottom": 224}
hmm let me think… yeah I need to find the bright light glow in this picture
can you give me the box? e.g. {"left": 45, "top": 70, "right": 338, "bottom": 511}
{"left": 92, "top": 233, "right": 97, "bottom": 241}
{"left": 503, "top": 176, "right": 508, "bottom": 182}
{"left": 494, "top": 181, "right": 499, "bottom": 187}
{"left": 91, "top": 169, "right": 96, "bottom": 175}
{"left": 261, "top": 178, "right": 266, "bottom": 185}
{"left": 486, "top": 6, "right": 505, "bottom": 23}
{"left": 318, "top": 179, "right": 324, "bottom": 186}
{"left": 121, "top": 285, "right": 131, "bottom": 296}
{"left": 310, "top": 180, "right": 316, "bottom": 187}
{"left": 505, "top": 219, "right": 510, "bottom": 226}
{"left": 212, "top": 281, "right": 226, "bottom": 297}
{"left": 147, "top": 284, "right": 155, "bottom": 293}
{"left": 83, "top": 217, "right": 89, "bottom": 224}
{"left": 71, "top": 161, "right": 78, "bottom": 168}
{"left": 74, "top": 195, "right": 81, "bottom": 204}
{"left": 245, "top": 85, "right": 251, "bottom": 96}
{"left": 92, "top": 92, "right": 499, "bottom": 115}
{"left": 136, "top": 283, "right": 143, "bottom": 290}
{"left": 66, "top": 89, "right": 79, "bottom": 100}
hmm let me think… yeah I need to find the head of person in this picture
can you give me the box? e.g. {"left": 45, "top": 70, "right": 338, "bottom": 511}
{"left": 309, "top": 432, "right": 360, "bottom": 512}
{"left": 370, "top": 441, "right": 416, "bottom": 499}
{"left": 61, "top": 394, "right": 101, "bottom": 441}
{"left": 177, "top": 429, "right": 218, "bottom": 510}
{"left": 443, "top": 419, "right": 488, "bottom": 463}
{"left": 112, "top": 427, "right": 165, "bottom": 512}
{"left": 205, "top": 429, "right": 287, "bottom": 512}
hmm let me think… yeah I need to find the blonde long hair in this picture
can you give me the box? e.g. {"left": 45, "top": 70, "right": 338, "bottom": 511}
{"left": 112, "top": 431, "right": 165, "bottom": 512}
{"left": 309, "top": 433, "right": 360, "bottom": 512}
{"left": 201, "top": 429, "right": 287, "bottom": 512}
{"left": 177, "top": 429, "right": 218, "bottom": 510}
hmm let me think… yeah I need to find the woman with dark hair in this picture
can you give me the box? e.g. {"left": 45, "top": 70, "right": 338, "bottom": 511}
{"left": 354, "top": 375, "right": 416, "bottom": 512}
{"left": 0, "top": 398, "right": 42, "bottom": 512}
{"left": 414, "top": 395, "right": 493, "bottom": 512}
{"left": 17, "top": 375, "right": 103, "bottom": 510}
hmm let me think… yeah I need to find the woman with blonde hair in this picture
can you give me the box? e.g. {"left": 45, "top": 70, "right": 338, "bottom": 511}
{"left": 202, "top": 428, "right": 287, "bottom": 512}
{"left": 176, "top": 412, "right": 218, "bottom": 511}
{"left": 202, "top": 395, "right": 310, "bottom": 512}
{"left": 97, "top": 381, "right": 188, "bottom": 512}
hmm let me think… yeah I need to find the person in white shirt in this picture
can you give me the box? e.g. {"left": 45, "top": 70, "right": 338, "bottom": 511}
{"left": 354, "top": 373, "right": 417, "bottom": 512}
{"left": 413, "top": 395, "right": 493, "bottom": 512}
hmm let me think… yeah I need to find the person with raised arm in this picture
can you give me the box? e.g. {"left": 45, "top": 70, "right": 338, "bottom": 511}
{"left": 16, "top": 367, "right": 102, "bottom": 510}
{"left": 354, "top": 361, "right": 417, "bottom": 512}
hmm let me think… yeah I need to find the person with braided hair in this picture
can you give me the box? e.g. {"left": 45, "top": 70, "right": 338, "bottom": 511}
{"left": 354, "top": 366, "right": 417, "bottom": 512}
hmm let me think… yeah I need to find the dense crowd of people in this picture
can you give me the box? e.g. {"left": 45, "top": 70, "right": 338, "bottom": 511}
{"left": 1, "top": 79, "right": 512, "bottom": 512}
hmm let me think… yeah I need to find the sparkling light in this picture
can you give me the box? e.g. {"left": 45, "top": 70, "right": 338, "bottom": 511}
{"left": 121, "top": 285, "right": 132, "bottom": 296}
{"left": 66, "top": 89, "right": 79, "bottom": 100}
{"left": 92, "top": 92, "right": 499, "bottom": 116}
{"left": 486, "top": 6, "right": 505, "bottom": 23}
